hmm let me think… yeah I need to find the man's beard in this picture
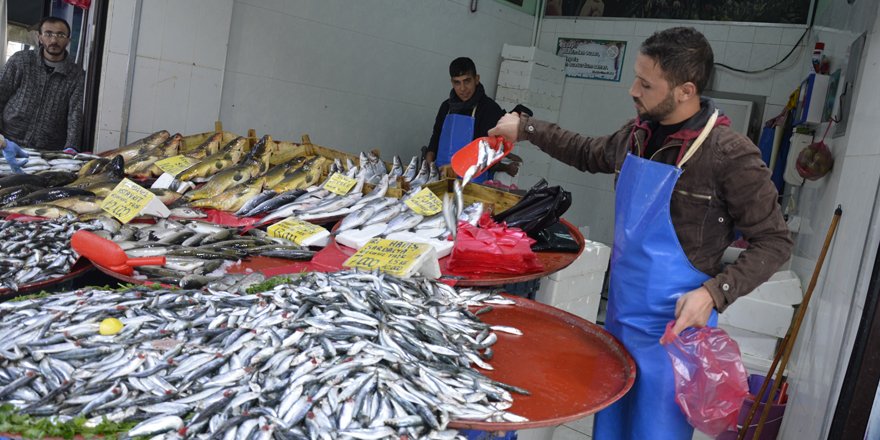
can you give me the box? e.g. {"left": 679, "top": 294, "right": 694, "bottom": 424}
{"left": 635, "top": 91, "right": 676, "bottom": 122}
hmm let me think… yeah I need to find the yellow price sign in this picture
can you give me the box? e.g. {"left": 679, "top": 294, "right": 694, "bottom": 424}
{"left": 268, "top": 217, "right": 327, "bottom": 245}
{"left": 100, "top": 178, "right": 156, "bottom": 223}
{"left": 323, "top": 172, "right": 358, "bottom": 196}
{"left": 343, "top": 238, "right": 431, "bottom": 277}
{"left": 155, "top": 155, "right": 196, "bottom": 176}
{"left": 405, "top": 188, "right": 443, "bottom": 216}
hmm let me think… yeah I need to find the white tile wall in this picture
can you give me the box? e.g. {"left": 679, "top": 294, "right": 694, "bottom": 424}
{"left": 95, "top": 0, "right": 235, "bottom": 151}
{"left": 218, "top": 0, "right": 533, "bottom": 159}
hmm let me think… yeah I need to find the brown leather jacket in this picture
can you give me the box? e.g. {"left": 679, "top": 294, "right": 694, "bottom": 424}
{"left": 518, "top": 99, "right": 792, "bottom": 312}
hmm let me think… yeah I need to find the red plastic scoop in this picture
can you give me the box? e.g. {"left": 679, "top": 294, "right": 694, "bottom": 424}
{"left": 451, "top": 136, "right": 514, "bottom": 180}
{"left": 71, "top": 230, "right": 166, "bottom": 276}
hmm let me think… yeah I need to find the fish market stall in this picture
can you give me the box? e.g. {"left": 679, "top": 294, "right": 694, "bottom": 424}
{"left": 0, "top": 270, "right": 632, "bottom": 438}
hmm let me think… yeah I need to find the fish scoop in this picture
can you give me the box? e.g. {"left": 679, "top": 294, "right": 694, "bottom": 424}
{"left": 451, "top": 136, "right": 514, "bottom": 187}
{"left": 71, "top": 230, "right": 166, "bottom": 276}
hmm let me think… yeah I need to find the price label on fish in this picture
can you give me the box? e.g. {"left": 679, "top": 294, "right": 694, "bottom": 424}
{"left": 323, "top": 173, "right": 358, "bottom": 196}
{"left": 404, "top": 188, "right": 442, "bottom": 216}
{"left": 154, "top": 155, "right": 196, "bottom": 176}
{"left": 100, "top": 178, "right": 157, "bottom": 223}
{"left": 267, "top": 218, "right": 328, "bottom": 245}
{"left": 343, "top": 238, "right": 435, "bottom": 278}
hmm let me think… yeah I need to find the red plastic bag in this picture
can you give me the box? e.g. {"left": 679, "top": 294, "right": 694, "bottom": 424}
{"left": 662, "top": 321, "right": 749, "bottom": 436}
{"left": 447, "top": 213, "right": 543, "bottom": 274}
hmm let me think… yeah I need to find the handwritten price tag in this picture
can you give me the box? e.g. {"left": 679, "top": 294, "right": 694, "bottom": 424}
{"left": 343, "top": 238, "right": 431, "bottom": 277}
{"left": 323, "top": 172, "right": 358, "bottom": 196}
{"left": 268, "top": 217, "right": 327, "bottom": 245}
{"left": 100, "top": 178, "right": 156, "bottom": 223}
{"left": 155, "top": 155, "right": 196, "bottom": 176}
{"left": 404, "top": 188, "right": 443, "bottom": 216}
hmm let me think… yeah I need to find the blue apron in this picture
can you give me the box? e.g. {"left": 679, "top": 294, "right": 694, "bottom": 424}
{"left": 437, "top": 107, "right": 489, "bottom": 184}
{"left": 594, "top": 111, "right": 719, "bottom": 440}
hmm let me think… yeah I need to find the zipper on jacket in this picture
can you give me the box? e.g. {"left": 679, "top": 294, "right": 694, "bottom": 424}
{"left": 675, "top": 189, "right": 713, "bottom": 201}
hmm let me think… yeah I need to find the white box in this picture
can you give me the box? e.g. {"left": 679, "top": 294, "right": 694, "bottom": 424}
{"left": 722, "top": 325, "right": 779, "bottom": 360}
{"left": 502, "top": 44, "right": 566, "bottom": 71}
{"left": 718, "top": 295, "right": 795, "bottom": 338}
{"left": 536, "top": 273, "right": 604, "bottom": 323}
{"left": 548, "top": 239, "right": 611, "bottom": 281}
{"left": 748, "top": 270, "right": 802, "bottom": 305}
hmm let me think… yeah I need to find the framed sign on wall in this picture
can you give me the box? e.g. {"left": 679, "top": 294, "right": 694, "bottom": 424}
{"left": 556, "top": 38, "right": 626, "bottom": 82}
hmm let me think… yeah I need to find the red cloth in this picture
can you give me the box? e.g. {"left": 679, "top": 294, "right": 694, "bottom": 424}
{"left": 447, "top": 213, "right": 542, "bottom": 274}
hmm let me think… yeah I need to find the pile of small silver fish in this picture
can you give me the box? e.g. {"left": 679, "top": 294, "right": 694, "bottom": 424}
{"left": 0, "top": 150, "right": 101, "bottom": 175}
{"left": 101, "top": 219, "right": 315, "bottom": 287}
{"left": 0, "top": 217, "right": 101, "bottom": 291}
{"left": 0, "top": 270, "right": 527, "bottom": 439}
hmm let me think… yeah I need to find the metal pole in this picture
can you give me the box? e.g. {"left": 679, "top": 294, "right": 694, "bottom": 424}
{"left": 118, "top": 0, "right": 143, "bottom": 147}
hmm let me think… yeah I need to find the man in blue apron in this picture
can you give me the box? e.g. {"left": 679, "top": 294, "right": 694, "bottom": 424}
{"left": 489, "top": 27, "right": 792, "bottom": 439}
{"left": 426, "top": 57, "right": 523, "bottom": 183}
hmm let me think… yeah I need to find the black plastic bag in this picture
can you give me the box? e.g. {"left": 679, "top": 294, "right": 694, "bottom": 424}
{"left": 493, "top": 179, "right": 571, "bottom": 236}
{"left": 530, "top": 221, "right": 580, "bottom": 252}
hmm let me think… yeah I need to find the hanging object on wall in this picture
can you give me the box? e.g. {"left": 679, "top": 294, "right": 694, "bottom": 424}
{"left": 796, "top": 122, "right": 835, "bottom": 181}
{"left": 63, "top": 0, "right": 90, "bottom": 9}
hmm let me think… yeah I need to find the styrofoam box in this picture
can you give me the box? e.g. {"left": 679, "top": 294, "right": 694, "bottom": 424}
{"left": 718, "top": 295, "right": 794, "bottom": 338}
{"left": 536, "top": 273, "right": 604, "bottom": 322}
{"left": 548, "top": 239, "right": 611, "bottom": 281}
{"left": 496, "top": 87, "right": 562, "bottom": 112}
{"left": 502, "top": 44, "right": 566, "bottom": 71}
{"left": 721, "top": 325, "right": 779, "bottom": 360}
{"left": 747, "top": 270, "right": 802, "bottom": 305}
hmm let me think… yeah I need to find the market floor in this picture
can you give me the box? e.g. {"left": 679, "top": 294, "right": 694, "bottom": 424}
{"left": 516, "top": 416, "right": 716, "bottom": 439}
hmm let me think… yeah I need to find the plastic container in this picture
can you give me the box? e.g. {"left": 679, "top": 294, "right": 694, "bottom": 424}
{"left": 717, "top": 374, "right": 786, "bottom": 440}
{"left": 459, "top": 430, "right": 517, "bottom": 440}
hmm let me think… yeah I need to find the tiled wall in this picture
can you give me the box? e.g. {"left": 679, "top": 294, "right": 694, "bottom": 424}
{"left": 218, "top": 0, "right": 534, "bottom": 159}
{"left": 518, "top": 18, "right": 810, "bottom": 244}
{"left": 95, "top": 0, "right": 234, "bottom": 152}
{"left": 780, "top": 21, "right": 880, "bottom": 440}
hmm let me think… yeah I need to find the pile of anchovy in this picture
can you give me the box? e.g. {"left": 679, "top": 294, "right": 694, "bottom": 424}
{"left": 0, "top": 217, "right": 99, "bottom": 291}
{"left": 0, "top": 270, "right": 527, "bottom": 439}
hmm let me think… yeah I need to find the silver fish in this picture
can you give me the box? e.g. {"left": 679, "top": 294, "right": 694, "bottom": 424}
{"left": 383, "top": 211, "right": 424, "bottom": 235}
{"left": 402, "top": 156, "right": 419, "bottom": 182}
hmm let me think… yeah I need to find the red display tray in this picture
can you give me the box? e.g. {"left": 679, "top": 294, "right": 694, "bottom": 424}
{"left": 310, "top": 219, "right": 585, "bottom": 286}
{"left": 449, "top": 295, "right": 635, "bottom": 430}
{"left": 0, "top": 258, "right": 94, "bottom": 301}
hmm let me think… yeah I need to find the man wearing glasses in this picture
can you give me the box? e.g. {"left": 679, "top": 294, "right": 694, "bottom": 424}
{"left": 0, "top": 16, "right": 84, "bottom": 159}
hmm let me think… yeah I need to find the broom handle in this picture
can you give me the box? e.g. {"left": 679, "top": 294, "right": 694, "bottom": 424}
{"left": 752, "top": 205, "right": 842, "bottom": 439}
{"left": 736, "top": 333, "right": 790, "bottom": 440}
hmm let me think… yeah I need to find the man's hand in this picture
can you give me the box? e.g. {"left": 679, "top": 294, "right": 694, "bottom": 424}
{"left": 665, "top": 287, "right": 716, "bottom": 341}
{"left": 425, "top": 150, "right": 435, "bottom": 164}
{"left": 488, "top": 112, "right": 522, "bottom": 144}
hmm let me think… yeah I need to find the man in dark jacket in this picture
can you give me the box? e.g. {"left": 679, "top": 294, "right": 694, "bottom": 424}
{"left": 427, "top": 57, "right": 519, "bottom": 179}
{"left": 0, "top": 16, "right": 84, "bottom": 152}
{"left": 490, "top": 27, "right": 792, "bottom": 440}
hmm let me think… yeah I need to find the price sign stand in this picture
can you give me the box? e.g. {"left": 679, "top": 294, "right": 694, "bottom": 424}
{"left": 343, "top": 238, "right": 440, "bottom": 279}
{"left": 268, "top": 217, "right": 330, "bottom": 247}
{"left": 405, "top": 188, "right": 443, "bottom": 216}
{"left": 101, "top": 178, "right": 170, "bottom": 223}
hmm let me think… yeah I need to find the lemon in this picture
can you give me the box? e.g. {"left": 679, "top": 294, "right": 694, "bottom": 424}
{"left": 99, "top": 318, "right": 124, "bottom": 335}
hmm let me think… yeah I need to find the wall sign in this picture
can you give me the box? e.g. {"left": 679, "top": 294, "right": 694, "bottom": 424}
{"left": 557, "top": 38, "right": 626, "bottom": 82}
